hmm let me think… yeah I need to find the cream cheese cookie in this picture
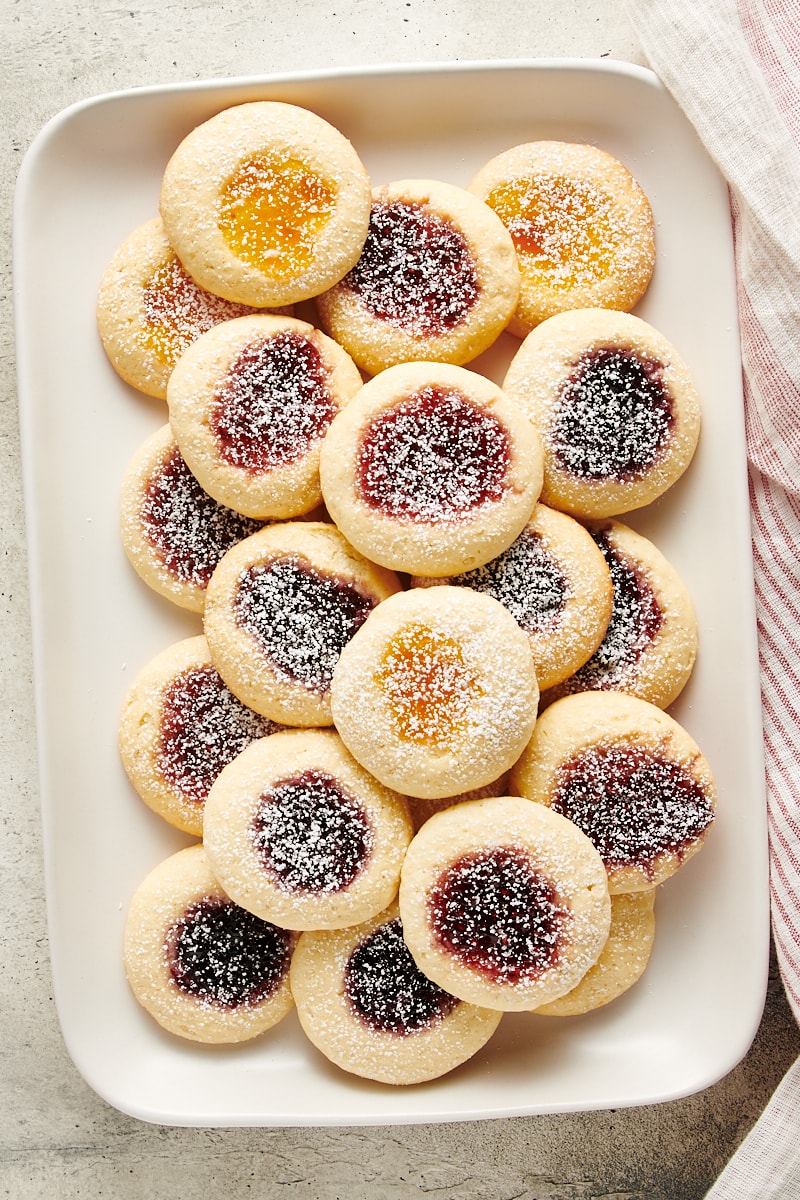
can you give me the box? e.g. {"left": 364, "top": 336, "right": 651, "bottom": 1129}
{"left": 319, "top": 361, "right": 543, "bottom": 576}
{"left": 398, "top": 796, "right": 611, "bottom": 1012}
{"left": 203, "top": 729, "right": 413, "bottom": 931}
{"left": 159, "top": 101, "right": 372, "bottom": 307}
{"left": 468, "top": 140, "right": 655, "bottom": 336}
{"left": 167, "top": 313, "right": 363, "bottom": 520}
{"left": 510, "top": 691, "right": 716, "bottom": 894}
{"left": 123, "top": 844, "right": 297, "bottom": 1043}
{"left": 330, "top": 586, "right": 539, "bottom": 800}
{"left": 316, "top": 178, "right": 519, "bottom": 374}
{"left": 502, "top": 309, "right": 702, "bottom": 518}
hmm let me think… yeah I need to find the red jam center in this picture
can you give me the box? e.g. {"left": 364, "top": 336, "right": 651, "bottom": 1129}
{"left": 157, "top": 665, "right": 279, "bottom": 804}
{"left": 142, "top": 254, "right": 257, "bottom": 369}
{"left": 233, "top": 555, "right": 376, "bottom": 693}
{"left": 551, "top": 348, "right": 674, "bottom": 482}
{"left": 343, "top": 199, "right": 479, "bottom": 336}
{"left": 210, "top": 331, "right": 336, "bottom": 474}
{"left": 448, "top": 527, "right": 568, "bottom": 634}
{"left": 166, "top": 896, "right": 294, "bottom": 1008}
{"left": 140, "top": 444, "right": 262, "bottom": 587}
{"left": 551, "top": 741, "right": 714, "bottom": 874}
{"left": 428, "top": 847, "right": 570, "bottom": 984}
{"left": 250, "top": 769, "right": 373, "bottom": 894}
{"left": 344, "top": 917, "right": 460, "bottom": 1036}
{"left": 355, "top": 386, "right": 510, "bottom": 523}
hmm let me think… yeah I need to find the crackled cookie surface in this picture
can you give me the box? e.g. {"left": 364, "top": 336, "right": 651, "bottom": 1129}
{"left": 160, "top": 101, "right": 372, "bottom": 307}
{"left": 319, "top": 361, "right": 543, "bottom": 576}
{"left": 124, "top": 844, "right": 297, "bottom": 1043}
{"left": 503, "top": 309, "right": 702, "bottom": 518}
{"left": 468, "top": 140, "right": 655, "bottom": 335}
{"left": 316, "top": 178, "right": 519, "bottom": 374}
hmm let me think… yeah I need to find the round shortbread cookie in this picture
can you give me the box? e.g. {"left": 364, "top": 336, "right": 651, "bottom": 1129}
{"left": 290, "top": 902, "right": 503, "bottom": 1085}
{"left": 533, "top": 889, "right": 656, "bottom": 1016}
{"left": 167, "top": 313, "right": 363, "bottom": 520}
{"left": 123, "top": 844, "right": 297, "bottom": 1043}
{"left": 118, "top": 635, "right": 283, "bottom": 836}
{"left": 330, "top": 587, "right": 539, "bottom": 800}
{"left": 544, "top": 518, "right": 698, "bottom": 709}
{"left": 319, "top": 361, "right": 543, "bottom": 577}
{"left": 315, "top": 178, "right": 519, "bottom": 375}
{"left": 203, "top": 521, "right": 401, "bottom": 726}
{"left": 120, "top": 423, "right": 263, "bottom": 613}
{"left": 510, "top": 691, "right": 716, "bottom": 894}
{"left": 203, "top": 729, "right": 413, "bottom": 931}
{"left": 159, "top": 101, "right": 372, "bottom": 307}
{"left": 411, "top": 503, "right": 613, "bottom": 690}
{"left": 502, "top": 308, "right": 702, "bottom": 519}
{"left": 467, "top": 140, "right": 655, "bottom": 336}
{"left": 398, "top": 796, "right": 612, "bottom": 1012}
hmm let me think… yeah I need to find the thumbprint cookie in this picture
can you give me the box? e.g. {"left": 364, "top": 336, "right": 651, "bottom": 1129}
{"left": 319, "top": 361, "right": 543, "bottom": 576}
{"left": 315, "top": 178, "right": 519, "bottom": 375}
{"left": 411, "top": 503, "right": 613, "bottom": 690}
{"left": 510, "top": 691, "right": 716, "bottom": 894}
{"left": 330, "top": 586, "right": 539, "bottom": 800}
{"left": 123, "top": 844, "right": 297, "bottom": 1043}
{"left": 203, "top": 729, "right": 413, "bottom": 931}
{"left": 203, "top": 521, "right": 401, "bottom": 726}
{"left": 118, "top": 635, "right": 283, "bottom": 836}
{"left": 290, "top": 902, "right": 502, "bottom": 1084}
{"left": 533, "top": 889, "right": 656, "bottom": 1017}
{"left": 467, "top": 140, "right": 655, "bottom": 335}
{"left": 398, "top": 796, "right": 612, "bottom": 1012}
{"left": 502, "top": 309, "right": 702, "bottom": 518}
{"left": 120, "top": 423, "right": 263, "bottom": 612}
{"left": 159, "top": 101, "right": 372, "bottom": 307}
{"left": 167, "top": 314, "right": 363, "bottom": 520}
{"left": 544, "top": 519, "right": 698, "bottom": 709}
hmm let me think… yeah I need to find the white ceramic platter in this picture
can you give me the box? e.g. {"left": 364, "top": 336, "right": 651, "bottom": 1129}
{"left": 13, "top": 60, "right": 769, "bottom": 1126}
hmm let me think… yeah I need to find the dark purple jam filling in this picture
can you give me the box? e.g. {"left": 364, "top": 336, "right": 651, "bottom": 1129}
{"left": 449, "top": 527, "right": 568, "bottom": 633}
{"left": 344, "top": 917, "right": 460, "bottom": 1036}
{"left": 428, "top": 847, "right": 570, "bottom": 984}
{"left": 157, "top": 665, "right": 278, "bottom": 804}
{"left": 356, "top": 386, "right": 510, "bottom": 523}
{"left": 210, "top": 330, "right": 335, "bottom": 473}
{"left": 166, "top": 895, "right": 294, "bottom": 1008}
{"left": 141, "top": 445, "right": 262, "bottom": 587}
{"left": 550, "top": 347, "right": 674, "bottom": 482}
{"left": 551, "top": 742, "right": 714, "bottom": 873}
{"left": 343, "top": 200, "right": 479, "bottom": 336}
{"left": 233, "top": 555, "right": 376, "bottom": 692}
{"left": 251, "top": 769, "right": 373, "bottom": 893}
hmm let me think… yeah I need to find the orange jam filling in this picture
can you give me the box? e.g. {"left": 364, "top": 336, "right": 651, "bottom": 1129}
{"left": 218, "top": 153, "right": 337, "bottom": 279}
{"left": 486, "top": 174, "right": 617, "bottom": 287}
{"left": 141, "top": 254, "right": 254, "bottom": 367}
{"left": 376, "top": 624, "right": 482, "bottom": 744}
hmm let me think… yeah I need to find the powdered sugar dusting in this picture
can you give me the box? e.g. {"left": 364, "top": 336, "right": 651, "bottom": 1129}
{"left": 448, "top": 528, "right": 569, "bottom": 633}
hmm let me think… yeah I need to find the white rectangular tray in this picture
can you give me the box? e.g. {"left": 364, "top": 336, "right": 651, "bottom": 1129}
{"left": 13, "top": 59, "right": 769, "bottom": 1126}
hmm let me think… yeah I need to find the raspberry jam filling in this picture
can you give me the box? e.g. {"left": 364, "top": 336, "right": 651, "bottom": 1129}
{"left": 448, "top": 527, "right": 568, "bottom": 634}
{"left": 343, "top": 199, "right": 479, "bottom": 336}
{"left": 344, "top": 917, "right": 460, "bottom": 1036}
{"left": 210, "top": 331, "right": 336, "bottom": 473}
{"left": 356, "top": 386, "right": 510, "bottom": 523}
{"left": 166, "top": 896, "right": 294, "bottom": 1008}
{"left": 157, "top": 665, "right": 279, "bottom": 805}
{"left": 234, "top": 555, "right": 375, "bottom": 692}
{"left": 551, "top": 347, "right": 674, "bottom": 482}
{"left": 250, "top": 769, "right": 373, "bottom": 894}
{"left": 376, "top": 623, "right": 482, "bottom": 744}
{"left": 551, "top": 741, "right": 714, "bottom": 874}
{"left": 428, "top": 847, "right": 571, "bottom": 984}
{"left": 140, "top": 444, "right": 262, "bottom": 587}
{"left": 142, "top": 254, "right": 256, "bottom": 369}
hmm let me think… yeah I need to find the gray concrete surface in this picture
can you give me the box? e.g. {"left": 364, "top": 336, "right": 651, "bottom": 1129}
{"left": 3, "top": 3, "right": 799, "bottom": 1197}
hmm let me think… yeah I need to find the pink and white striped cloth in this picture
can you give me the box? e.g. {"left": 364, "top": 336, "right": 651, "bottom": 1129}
{"left": 626, "top": 1, "right": 800, "bottom": 1195}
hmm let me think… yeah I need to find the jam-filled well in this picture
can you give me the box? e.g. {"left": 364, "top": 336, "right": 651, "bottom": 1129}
{"left": 376, "top": 623, "right": 483, "bottom": 744}
{"left": 449, "top": 527, "right": 568, "bottom": 634}
{"left": 142, "top": 254, "right": 256, "bottom": 369}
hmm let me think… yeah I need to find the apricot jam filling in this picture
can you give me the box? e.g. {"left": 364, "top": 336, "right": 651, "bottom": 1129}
{"left": 218, "top": 153, "right": 337, "bottom": 279}
{"left": 141, "top": 254, "right": 254, "bottom": 368}
{"left": 376, "top": 623, "right": 483, "bottom": 744}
